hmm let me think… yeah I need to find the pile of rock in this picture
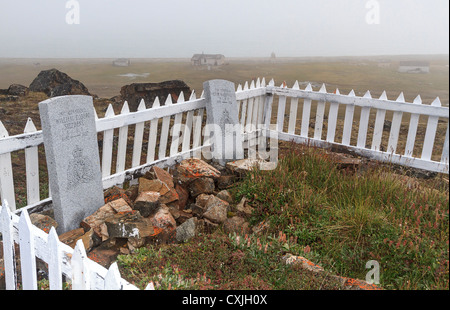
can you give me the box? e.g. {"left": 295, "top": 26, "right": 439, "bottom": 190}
{"left": 33, "top": 158, "right": 255, "bottom": 267}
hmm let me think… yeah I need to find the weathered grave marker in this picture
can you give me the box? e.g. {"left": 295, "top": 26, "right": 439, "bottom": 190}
{"left": 203, "top": 80, "right": 244, "bottom": 166}
{"left": 39, "top": 95, "right": 104, "bottom": 233}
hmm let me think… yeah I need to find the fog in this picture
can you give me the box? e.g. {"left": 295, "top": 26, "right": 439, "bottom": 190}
{"left": 0, "top": 0, "right": 448, "bottom": 58}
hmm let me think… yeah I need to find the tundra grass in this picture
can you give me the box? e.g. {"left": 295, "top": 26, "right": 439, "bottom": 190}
{"left": 232, "top": 143, "right": 449, "bottom": 290}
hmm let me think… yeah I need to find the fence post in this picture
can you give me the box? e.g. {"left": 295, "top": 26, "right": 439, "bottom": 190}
{"left": 326, "top": 88, "right": 340, "bottom": 143}
{"left": 48, "top": 226, "right": 63, "bottom": 290}
{"left": 314, "top": 84, "right": 327, "bottom": 140}
{"left": 18, "top": 209, "right": 38, "bottom": 290}
{"left": 159, "top": 95, "right": 173, "bottom": 159}
{"left": 342, "top": 90, "right": 356, "bottom": 146}
{"left": 181, "top": 92, "right": 196, "bottom": 159}
{"left": 24, "top": 118, "right": 40, "bottom": 205}
{"left": 357, "top": 91, "right": 372, "bottom": 148}
{"left": 301, "top": 83, "right": 313, "bottom": 138}
{"left": 441, "top": 123, "right": 449, "bottom": 165}
{"left": 0, "top": 121, "right": 16, "bottom": 211}
{"left": 404, "top": 95, "right": 422, "bottom": 157}
{"left": 170, "top": 92, "right": 185, "bottom": 157}
{"left": 116, "top": 101, "right": 130, "bottom": 174}
{"left": 104, "top": 262, "right": 123, "bottom": 290}
{"left": 387, "top": 93, "right": 405, "bottom": 154}
{"left": 421, "top": 97, "right": 441, "bottom": 161}
{"left": 147, "top": 97, "right": 161, "bottom": 163}
{"left": 131, "top": 100, "right": 146, "bottom": 167}
{"left": 371, "top": 91, "right": 388, "bottom": 151}
{"left": 0, "top": 200, "right": 17, "bottom": 289}
{"left": 192, "top": 93, "right": 204, "bottom": 160}
{"left": 102, "top": 104, "right": 115, "bottom": 178}
{"left": 72, "top": 239, "right": 91, "bottom": 290}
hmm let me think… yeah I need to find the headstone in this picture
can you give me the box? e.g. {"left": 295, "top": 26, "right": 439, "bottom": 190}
{"left": 203, "top": 80, "right": 244, "bottom": 166}
{"left": 39, "top": 95, "right": 104, "bottom": 233}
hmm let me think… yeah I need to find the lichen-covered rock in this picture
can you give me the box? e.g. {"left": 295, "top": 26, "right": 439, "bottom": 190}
{"left": 133, "top": 191, "right": 161, "bottom": 217}
{"left": 176, "top": 218, "right": 198, "bottom": 243}
{"left": 202, "top": 196, "right": 229, "bottom": 224}
{"left": 188, "top": 177, "right": 215, "bottom": 197}
{"left": 104, "top": 211, "right": 154, "bottom": 239}
{"left": 176, "top": 159, "right": 220, "bottom": 184}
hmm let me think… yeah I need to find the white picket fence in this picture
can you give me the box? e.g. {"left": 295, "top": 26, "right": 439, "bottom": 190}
{"left": 0, "top": 77, "right": 449, "bottom": 290}
{"left": 0, "top": 200, "right": 145, "bottom": 290}
{"left": 262, "top": 80, "right": 449, "bottom": 174}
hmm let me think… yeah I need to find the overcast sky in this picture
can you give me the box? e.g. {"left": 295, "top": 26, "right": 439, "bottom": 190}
{"left": 0, "top": 0, "right": 448, "bottom": 58}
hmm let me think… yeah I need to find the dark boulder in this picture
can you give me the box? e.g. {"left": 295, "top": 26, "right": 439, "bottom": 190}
{"left": 29, "top": 69, "right": 92, "bottom": 97}
{"left": 118, "top": 80, "right": 191, "bottom": 112}
{"left": 7, "top": 84, "right": 29, "bottom": 96}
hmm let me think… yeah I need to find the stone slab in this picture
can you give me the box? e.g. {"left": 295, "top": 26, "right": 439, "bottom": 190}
{"left": 39, "top": 95, "right": 104, "bottom": 233}
{"left": 203, "top": 80, "right": 244, "bottom": 166}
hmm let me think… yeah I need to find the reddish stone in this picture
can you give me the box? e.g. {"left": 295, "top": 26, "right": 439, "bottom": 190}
{"left": 176, "top": 159, "right": 220, "bottom": 184}
{"left": 160, "top": 187, "right": 179, "bottom": 205}
{"left": 80, "top": 198, "right": 132, "bottom": 240}
{"left": 188, "top": 177, "right": 215, "bottom": 197}
{"left": 88, "top": 246, "right": 120, "bottom": 269}
{"left": 29, "top": 213, "right": 58, "bottom": 234}
{"left": 151, "top": 166, "right": 174, "bottom": 188}
{"left": 133, "top": 191, "right": 161, "bottom": 217}
{"left": 104, "top": 186, "right": 132, "bottom": 205}
{"left": 59, "top": 228, "right": 94, "bottom": 251}
{"left": 175, "top": 184, "right": 189, "bottom": 210}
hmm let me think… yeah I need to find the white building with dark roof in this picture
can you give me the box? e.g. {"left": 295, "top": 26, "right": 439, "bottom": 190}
{"left": 191, "top": 54, "right": 225, "bottom": 66}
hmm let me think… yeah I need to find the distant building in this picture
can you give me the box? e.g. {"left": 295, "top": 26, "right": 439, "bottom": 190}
{"left": 377, "top": 59, "right": 391, "bottom": 68}
{"left": 398, "top": 61, "right": 430, "bottom": 74}
{"left": 270, "top": 52, "right": 276, "bottom": 63}
{"left": 113, "top": 58, "right": 131, "bottom": 67}
{"left": 191, "top": 54, "right": 225, "bottom": 66}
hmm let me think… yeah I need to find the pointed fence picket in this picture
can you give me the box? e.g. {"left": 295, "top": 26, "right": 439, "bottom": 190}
{"left": 0, "top": 201, "right": 17, "bottom": 289}
{"left": 301, "top": 84, "right": 313, "bottom": 138}
{"left": 387, "top": 93, "right": 405, "bottom": 154}
{"left": 116, "top": 101, "right": 130, "bottom": 174}
{"left": 314, "top": 84, "right": 327, "bottom": 140}
{"left": 131, "top": 100, "right": 147, "bottom": 167}
{"left": 23, "top": 118, "right": 40, "bottom": 206}
{"left": 159, "top": 95, "right": 173, "bottom": 160}
{"left": 0, "top": 122, "right": 16, "bottom": 211}
{"left": 101, "top": 104, "right": 115, "bottom": 178}
{"left": 342, "top": 89, "right": 356, "bottom": 146}
{"left": 147, "top": 97, "right": 161, "bottom": 163}
{"left": 326, "top": 88, "right": 340, "bottom": 143}
{"left": 371, "top": 91, "right": 388, "bottom": 151}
